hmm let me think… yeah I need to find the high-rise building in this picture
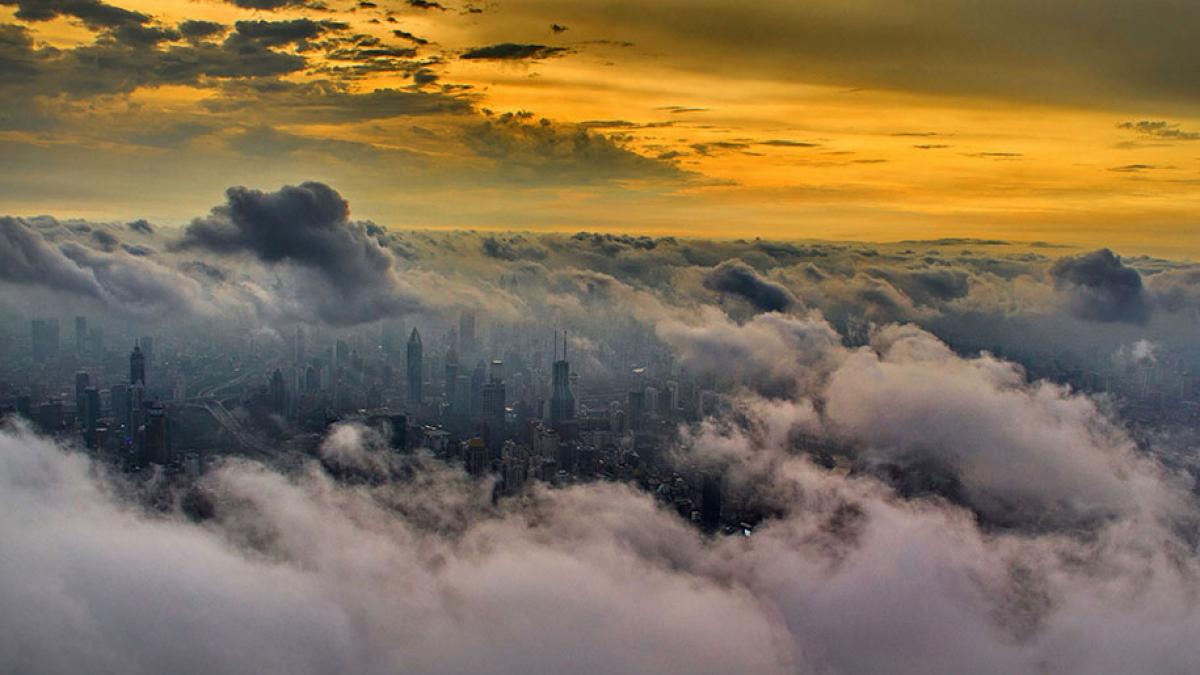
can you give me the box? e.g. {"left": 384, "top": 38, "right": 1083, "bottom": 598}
{"left": 627, "top": 389, "right": 645, "bottom": 431}
{"left": 444, "top": 345, "right": 459, "bottom": 401}
{"left": 550, "top": 331, "right": 576, "bottom": 425}
{"left": 294, "top": 326, "right": 306, "bottom": 364}
{"left": 481, "top": 379, "right": 506, "bottom": 446}
{"left": 111, "top": 384, "right": 130, "bottom": 431}
{"left": 31, "top": 319, "right": 60, "bottom": 362}
{"left": 74, "top": 316, "right": 87, "bottom": 356}
{"left": 407, "top": 327, "right": 423, "bottom": 404}
{"left": 459, "top": 312, "right": 476, "bottom": 361}
{"left": 701, "top": 473, "right": 722, "bottom": 532}
{"left": 139, "top": 336, "right": 154, "bottom": 371}
{"left": 270, "top": 369, "right": 286, "bottom": 417}
{"left": 129, "top": 342, "right": 145, "bottom": 385}
{"left": 143, "top": 402, "right": 170, "bottom": 465}
{"left": 83, "top": 387, "right": 100, "bottom": 449}
{"left": 74, "top": 371, "right": 90, "bottom": 424}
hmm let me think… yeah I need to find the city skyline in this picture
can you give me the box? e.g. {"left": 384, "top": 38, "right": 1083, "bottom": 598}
{"left": 2, "top": 1, "right": 1200, "bottom": 673}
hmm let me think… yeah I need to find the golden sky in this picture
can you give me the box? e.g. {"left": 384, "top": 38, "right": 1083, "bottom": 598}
{"left": 2, "top": 0, "right": 1198, "bottom": 256}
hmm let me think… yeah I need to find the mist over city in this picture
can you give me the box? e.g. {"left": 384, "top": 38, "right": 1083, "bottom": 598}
{"left": 2, "top": 0, "right": 1199, "bottom": 673}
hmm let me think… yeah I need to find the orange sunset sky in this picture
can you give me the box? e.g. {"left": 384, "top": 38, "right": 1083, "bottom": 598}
{"left": 2, "top": 0, "right": 1198, "bottom": 256}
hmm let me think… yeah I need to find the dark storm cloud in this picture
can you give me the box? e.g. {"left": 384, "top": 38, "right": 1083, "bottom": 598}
{"left": 406, "top": 0, "right": 447, "bottom": 9}
{"left": 1050, "top": 249, "right": 1149, "bottom": 324}
{"left": 703, "top": 259, "right": 796, "bottom": 312}
{"left": 460, "top": 43, "right": 568, "bottom": 60}
{"left": 175, "top": 182, "right": 423, "bottom": 324}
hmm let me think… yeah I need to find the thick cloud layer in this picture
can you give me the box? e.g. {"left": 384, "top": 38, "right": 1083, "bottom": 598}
{"left": 3, "top": 307, "right": 1199, "bottom": 674}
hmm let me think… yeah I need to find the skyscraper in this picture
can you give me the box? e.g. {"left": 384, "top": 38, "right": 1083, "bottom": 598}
{"left": 459, "top": 311, "right": 476, "bottom": 361}
{"left": 31, "top": 319, "right": 59, "bottom": 362}
{"left": 143, "top": 402, "right": 169, "bottom": 465}
{"left": 550, "top": 331, "right": 576, "bottom": 425}
{"left": 74, "top": 371, "right": 90, "bottom": 425}
{"left": 406, "top": 327, "right": 423, "bottom": 404}
{"left": 444, "top": 345, "right": 459, "bottom": 402}
{"left": 83, "top": 387, "right": 100, "bottom": 449}
{"left": 129, "top": 342, "right": 145, "bottom": 386}
{"left": 74, "top": 316, "right": 87, "bottom": 356}
{"left": 270, "top": 369, "right": 286, "bottom": 417}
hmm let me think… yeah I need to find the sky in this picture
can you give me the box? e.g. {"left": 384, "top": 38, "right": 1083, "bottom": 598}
{"left": 1, "top": 0, "right": 1198, "bottom": 256}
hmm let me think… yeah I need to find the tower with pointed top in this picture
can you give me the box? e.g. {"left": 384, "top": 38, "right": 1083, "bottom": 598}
{"left": 406, "top": 327, "right": 423, "bottom": 405}
{"left": 550, "top": 331, "right": 575, "bottom": 425}
{"left": 130, "top": 342, "right": 146, "bottom": 386}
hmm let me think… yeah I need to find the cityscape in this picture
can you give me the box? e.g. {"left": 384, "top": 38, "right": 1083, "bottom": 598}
{"left": 2, "top": 0, "right": 1200, "bottom": 673}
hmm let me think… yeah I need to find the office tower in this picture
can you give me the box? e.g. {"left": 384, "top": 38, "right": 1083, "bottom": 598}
{"left": 550, "top": 332, "right": 576, "bottom": 425}
{"left": 407, "top": 327, "right": 423, "bottom": 404}
{"left": 129, "top": 342, "right": 145, "bottom": 385}
{"left": 75, "top": 316, "right": 87, "bottom": 355}
{"left": 143, "top": 402, "right": 170, "bottom": 465}
{"left": 482, "top": 379, "right": 506, "bottom": 446}
{"left": 459, "top": 312, "right": 476, "bottom": 361}
{"left": 627, "top": 389, "right": 645, "bottom": 431}
{"left": 701, "top": 473, "right": 722, "bottom": 532}
{"left": 489, "top": 359, "right": 505, "bottom": 385}
{"left": 111, "top": 384, "right": 130, "bottom": 430}
{"left": 31, "top": 319, "right": 60, "bottom": 362}
{"left": 465, "top": 437, "right": 488, "bottom": 476}
{"left": 139, "top": 336, "right": 154, "bottom": 371}
{"left": 382, "top": 319, "right": 406, "bottom": 357}
{"left": 74, "top": 371, "right": 90, "bottom": 424}
{"left": 444, "top": 345, "right": 459, "bottom": 401}
{"left": 83, "top": 387, "right": 100, "bottom": 449}
{"left": 305, "top": 365, "right": 319, "bottom": 392}
{"left": 470, "top": 360, "right": 486, "bottom": 417}
{"left": 294, "top": 326, "right": 306, "bottom": 364}
{"left": 36, "top": 399, "right": 64, "bottom": 434}
{"left": 335, "top": 339, "right": 350, "bottom": 368}
{"left": 16, "top": 395, "right": 32, "bottom": 420}
{"left": 270, "top": 369, "right": 286, "bottom": 416}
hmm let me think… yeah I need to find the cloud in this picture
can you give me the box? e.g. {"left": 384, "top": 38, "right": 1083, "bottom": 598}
{"left": 1117, "top": 120, "right": 1200, "bottom": 141}
{"left": 460, "top": 43, "right": 568, "bottom": 60}
{"left": 174, "top": 182, "right": 423, "bottom": 324}
{"left": 1049, "top": 249, "right": 1149, "bottom": 323}
{"left": 703, "top": 258, "right": 796, "bottom": 312}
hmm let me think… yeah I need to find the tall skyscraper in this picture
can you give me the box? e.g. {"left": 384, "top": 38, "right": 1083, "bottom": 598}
{"left": 143, "top": 402, "right": 169, "bottom": 465}
{"left": 406, "top": 327, "right": 423, "bottom": 404}
{"left": 459, "top": 311, "right": 476, "bottom": 361}
{"left": 701, "top": 473, "right": 722, "bottom": 532}
{"left": 83, "top": 387, "right": 100, "bottom": 449}
{"left": 111, "top": 384, "right": 130, "bottom": 431}
{"left": 550, "top": 331, "right": 576, "bottom": 425}
{"left": 129, "top": 342, "right": 145, "bottom": 386}
{"left": 31, "top": 319, "right": 60, "bottom": 362}
{"left": 270, "top": 369, "right": 286, "bottom": 417}
{"left": 444, "top": 345, "right": 459, "bottom": 401}
{"left": 74, "top": 316, "right": 87, "bottom": 356}
{"left": 139, "top": 336, "right": 154, "bottom": 371}
{"left": 74, "top": 371, "right": 90, "bottom": 424}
